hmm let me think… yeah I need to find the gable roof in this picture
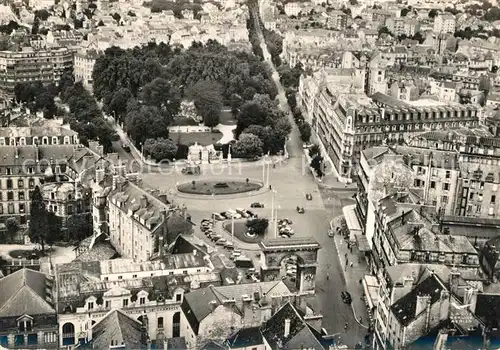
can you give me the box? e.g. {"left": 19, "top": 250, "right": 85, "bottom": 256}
{"left": 0, "top": 268, "right": 55, "bottom": 317}
{"left": 261, "top": 302, "right": 325, "bottom": 350}
{"left": 90, "top": 309, "right": 145, "bottom": 349}
{"left": 181, "top": 281, "right": 291, "bottom": 334}
{"left": 391, "top": 275, "right": 445, "bottom": 327}
{"left": 226, "top": 326, "right": 263, "bottom": 348}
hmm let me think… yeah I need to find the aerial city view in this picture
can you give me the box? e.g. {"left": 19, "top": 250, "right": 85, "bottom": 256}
{"left": 1, "top": 0, "right": 500, "bottom": 348}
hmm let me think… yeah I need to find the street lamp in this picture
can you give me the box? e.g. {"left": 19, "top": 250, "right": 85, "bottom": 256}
{"left": 274, "top": 205, "right": 281, "bottom": 238}
{"left": 211, "top": 193, "right": 216, "bottom": 224}
{"left": 270, "top": 189, "right": 277, "bottom": 223}
{"left": 231, "top": 216, "right": 235, "bottom": 243}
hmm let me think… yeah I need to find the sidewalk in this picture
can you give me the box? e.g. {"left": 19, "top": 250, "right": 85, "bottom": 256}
{"left": 330, "top": 217, "right": 370, "bottom": 330}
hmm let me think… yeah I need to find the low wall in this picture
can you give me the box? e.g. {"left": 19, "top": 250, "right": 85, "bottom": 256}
{"left": 169, "top": 126, "right": 212, "bottom": 133}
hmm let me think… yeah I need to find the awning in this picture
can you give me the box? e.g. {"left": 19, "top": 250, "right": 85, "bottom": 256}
{"left": 362, "top": 275, "right": 379, "bottom": 310}
{"left": 355, "top": 234, "right": 371, "bottom": 252}
{"left": 342, "top": 204, "right": 362, "bottom": 240}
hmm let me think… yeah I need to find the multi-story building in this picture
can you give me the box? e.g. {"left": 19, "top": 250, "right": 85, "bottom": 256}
{"left": 0, "top": 125, "right": 101, "bottom": 223}
{"left": 105, "top": 176, "right": 193, "bottom": 262}
{"left": 433, "top": 13, "right": 456, "bottom": 34}
{"left": 298, "top": 70, "right": 481, "bottom": 181}
{"left": 56, "top": 236, "right": 219, "bottom": 347}
{"left": 327, "top": 11, "right": 348, "bottom": 31}
{"left": 0, "top": 268, "right": 59, "bottom": 349}
{"left": 373, "top": 264, "right": 483, "bottom": 349}
{"left": 181, "top": 281, "right": 305, "bottom": 348}
{"left": 386, "top": 18, "right": 420, "bottom": 37}
{"left": 40, "top": 181, "right": 91, "bottom": 224}
{"left": 73, "top": 45, "right": 101, "bottom": 92}
{"left": 0, "top": 46, "right": 73, "bottom": 93}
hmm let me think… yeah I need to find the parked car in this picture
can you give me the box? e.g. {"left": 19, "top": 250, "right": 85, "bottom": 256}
{"left": 246, "top": 210, "right": 256, "bottom": 217}
{"left": 305, "top": 193, "right": 313, "bottom": 200}
{"left": 201, "top": 219, "right": 210, "bottom": 224}
{"left": 220, "top": 211, "right": 230, "bottom": 219}
{"left": 226, "top": 209, "right": 242, "bottom": 219}
{"left": 296, "top": 206, "right": 305, "bottom": 214}
{"left": 224, "top": 242, "right": 234, "bottom": 250}
{"left": 210, "top": 234, "right": 222, "bottom": 241}
{"left": 328, "top": 229, "right": 334, "bottom": 237}
{"left": 213, "top": 213, "right": 225, "bottom": 221}
{"left": 215, "top": 238, "right": 227, "bottom": 246}
{"left": 236, "top": 208, "right": 249, "bottom": 218}
{"left": 341, "top": 291, "right": 352, "bottom": 305}
{"left": 122, "top": 143, "right": 131, "bottom": 152}
{"left": 251, "top": 202, "right": 264, "bottom": 208}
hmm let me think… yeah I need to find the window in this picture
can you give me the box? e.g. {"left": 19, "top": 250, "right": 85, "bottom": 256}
{"left": 6, "top": 179, "right": 12, "bottom": 189}
{"left": 122, "top": 299, "right": 128, "bottom": 307}
{"left": 7, "top": 203, "right": 14, "bottom": 214}
{"left": 19, "top": 203, "right": 25, "bottom": 213}
{"left": 118, "top": 276, "right": 123, "bottom": 280}
{"left": 443, "top": 183, "right": 450, "bottom": 191}
{"left": 157, "top": 317, "right": 164, "bottom": 328}
{"left": 132, "top": 274, "right": 137, "bottom": 278}
{"left": 183, "top": 270, "right": 188, "bottom": 274}
{"left": 441, "top": 196, "right": 448, "bottom": 204}
{"left": 491, "top": 195, "right": 496, "bottom": 204}
{"left": 19, "top": 191, "right": 25, "bottom": 200}
{"left": 28, "top": 179, "right": 35, "bottom": 188}
{"left": 18, "top": 179, "right": 24, "bottom": 188}
{"left": 140, "top": 297, "right": 146, "bottom": 305}
{"left": 7, "top": 191, "right": 13, "bottom": 201}
{"left": 51, "top": 192, "right": 55, "bottom": 200}
{"left": 104, "top": 277, "right": 108, "bottom": 281}
{"left": 88, "top": 302, "right": 94, "bottom": 310}
{"left": 6, "top": 168, "right": 11, "bottom": 175}
{"left": 176, "top": 294, "right": 182, "bottom": 302}
{"left": 105, "top": 300, "right": 111, "bottom": 308}
{"left": 430, "top": 181, "right": 436, "bottom": 189}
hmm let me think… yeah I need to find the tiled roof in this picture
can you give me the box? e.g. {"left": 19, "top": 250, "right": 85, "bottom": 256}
{"left": 0, "top": 268, "right": 55, "bottom": 317}
{"left": 391, "top": 275, "right": 444, "bottom": 327}
{"left": 261, "top": 302, "right": 325, "bottom": 350}
{"left": 181, "top": 281, "right": 291, "bottom": 334}
{"left": 74, "top": 241, "right": 118, "bottom": 263}
{"left": 0, "top": 126, "right": 77, "bottom": 138}
{"left": 90, "top": 309, "right": 146, "bottom": 349}
{"left": 226, "top": 326, "right": 263, "bottom": 348}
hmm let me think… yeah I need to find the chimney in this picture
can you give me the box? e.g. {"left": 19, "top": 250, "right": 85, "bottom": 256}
{"left": 112, "top": 175, "right": 120, "bottom": 190}
{"left": 449, "top": 269, "right": 460, "bottom": 296}
{"left": 241, "top": 294, "right": 253, "bottom": 320}
{"left": 284, "top": 318, "right": 291, "bottom": 338}
{"left": 140, "top": 195, "right": 148, "bottom": 208}
{"left": 401, "top": 210, "right": 405, "bottom": 225}
{"left": 209, "top": 300, "right": 218, "bottom": 311}
{"left": 95, "top": 168, "right": 105, "bottom": 183}
{"left": 35, "top": 143, "right": 39, "bottom": 162}
{"left": 415, "top": 294, "right": 431, "bottom": 317}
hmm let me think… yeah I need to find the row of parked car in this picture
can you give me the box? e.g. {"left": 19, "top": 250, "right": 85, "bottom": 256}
{"left": 212, "top": 209, "right": 257, "bottom": 221}
{"left": 201, "top": 219, "right": 235, "bottom": 250}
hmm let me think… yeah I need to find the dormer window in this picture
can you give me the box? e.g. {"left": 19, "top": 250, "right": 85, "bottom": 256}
{"left": 88, "top": 302, "right": 94, "bottom": 310}
{"left": 17, "top": 315, "right": 33, "bottom": 332}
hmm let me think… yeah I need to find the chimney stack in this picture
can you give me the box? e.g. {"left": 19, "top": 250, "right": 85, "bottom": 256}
{"left": 112, "top": 175, "right": 120, "bottom": 190}
{"left": 284, "top": 318, "right": 291, "bottom": 338}
{"left": 140, "top": 195, "right": 148, "bottom": 208}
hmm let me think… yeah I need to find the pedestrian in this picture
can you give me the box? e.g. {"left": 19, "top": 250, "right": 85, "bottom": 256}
{"left": 350, "top": 262, "right": 354, "bottom": 268}
{"left": 327, "top": 273, "right": 330, "bottom": 280}
{"left": 344, "top": 322, "right": 348, "bottom": 330}
{"left": 345, "top": 253, "right": 348, "bottom": 259}
{"left": 350, "top": 245, "right": 353, "bottom": 253}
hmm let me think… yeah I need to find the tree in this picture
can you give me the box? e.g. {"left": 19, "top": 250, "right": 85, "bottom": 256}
{"left": 378, "top": 26, "right": 391, "bottom": 37}
{"left": 232, "top": 133, "right": 263, "bottom": 158}
{"left": 140, "top": 77, "right": 181, "bottom": 116}
{"left": 34, "top": 9, "right": 50, "bottom": 20}
{"left": 112, "top": 12, "right": 121, "bottom": 22}
{"left": 349, "top": 0, "right": 358, "bottom": 4}
{"left": 299, "top": 122, "right": 312, "bottom": 143}
{"left": 187, "top": 80, "right": 223, "bottom": 127}
{"left": 412, "top": 32, "right": 425, "bottom": 43}
{"left": 65, "top": 214, "right": 92, "bottom": 242}
{"left": 5, "top": 218, "right": 19, "bottom": 238}
{"left": 29, "top": 186, "right": 53, "bottom": 251}
{"left": 246, "top": 218, "right": 269, "bottom": 235}
{"left": 401, "top": 7, "right": 411, "bottom": 16}
{"left": 310, "top": 154, "right": 324, "bottom": 177}
{"left": 428, "top": 9, "right": 438, "bottom": 18}
{"left": 143, "top": 137, "right": 178, "bottom": 161}
{"left": 309, "top": 144, "right": 320, "bottom": 157}
{"left": 107, "top": 87, "right": 132, "bottom": 120}
{"left": 126, "top": 105, "right": 172, "bottom": 145}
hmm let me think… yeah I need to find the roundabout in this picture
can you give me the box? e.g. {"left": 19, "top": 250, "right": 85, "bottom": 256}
{"left": 222, "top": 220, "right": 268, "bottom": 244}
{"left": 177, "top": 179, "right": 262, "bottom": 195}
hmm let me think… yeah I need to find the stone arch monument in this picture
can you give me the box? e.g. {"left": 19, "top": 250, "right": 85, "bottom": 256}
{"left": 259, "top": 237, "right": 321, "bottom": 294}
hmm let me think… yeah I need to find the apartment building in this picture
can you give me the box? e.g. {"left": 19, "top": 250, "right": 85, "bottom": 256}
{"left": 0, "top": 268, "right": 59, "bottom": 349}
{"left": 0, "top": 46, "right": 73, "bottom": 93}
{"left": 327, "top": 10, "right": 348, "bottom": 31}
{"left": 386, "top": 18, "right": 420, "bottom": 37}
{"left": 40, "top": 181, "right": 91, "bottom": 224}
{"left": 373, "top": 264, "right": 482, "bottom": 349}
{"left": 55, "top": 235, "right": 220, "bottom": 347}
{"left": 73, "top": 46, "right": 101, "bottom": 92}
{"left": 433, "top": 13, "right": 456, "bottom": 34}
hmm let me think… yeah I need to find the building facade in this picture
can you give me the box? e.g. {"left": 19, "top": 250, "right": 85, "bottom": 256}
{"left": 0, "top": 47, "right": 73, "bottom": 93}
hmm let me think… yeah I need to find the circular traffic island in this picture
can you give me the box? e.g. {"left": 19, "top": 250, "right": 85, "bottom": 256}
{"left": 177, "top": 180, "right": 262, "bottom": 195}
{"left": 223, "top": 218, "right": 268, "bottom": 244}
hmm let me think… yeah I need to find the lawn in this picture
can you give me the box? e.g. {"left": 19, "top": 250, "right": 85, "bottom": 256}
{"left": 223, "top": 221, "right": 267, "bottom": 244}
{"left": 177, "top": 180, "right": 262, "bottom": 195}
{"left": 170, "top": 130, "right": 223, "bottom": 146}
